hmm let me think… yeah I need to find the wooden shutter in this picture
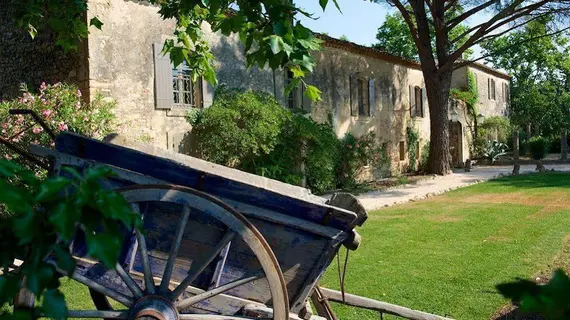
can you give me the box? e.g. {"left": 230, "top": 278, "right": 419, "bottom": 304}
{"left": 154, "top": 43, "right": 173, "bottom": 110}
{"left": 487, "top": 78, "right": 491, "bottom": 100}
{"left": 302, "top": 87, "right": 312, "bottom": 113}
{"left": 409, "top": 85, "right": 416, "bottom": 117}
{"left": 350, "top": 75, "right": 357, "bottom": 116}
{"left": 202, "top": 80, "right": 214, "bottom": 108}
{"left": 368, "top": 78, "right": 375, "bottom": 117}
{"left": 421, "top": 88, "right": 426, "bottom": 117}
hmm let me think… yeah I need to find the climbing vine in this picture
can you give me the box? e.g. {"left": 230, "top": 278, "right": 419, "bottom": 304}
{"left": 406, "top": 126, "right": 420, "bottom": 172}
{"left": 450, "top": 71, "right": 478, "bottom": 112}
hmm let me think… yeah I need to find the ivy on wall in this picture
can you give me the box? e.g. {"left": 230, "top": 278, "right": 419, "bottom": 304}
{"left": 450, "top": 71, "right": 479, "bottom": 116}
{"left": 406, "top": 126, "right": 420, "bottom": 172}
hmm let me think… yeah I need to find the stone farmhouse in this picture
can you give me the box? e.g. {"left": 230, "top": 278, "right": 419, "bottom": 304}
{"left": 0, "top": 0, "right": 511, "bottom": 176}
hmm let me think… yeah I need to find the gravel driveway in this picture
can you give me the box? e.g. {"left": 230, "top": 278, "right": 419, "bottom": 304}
{"left": 357, "top": 164, "right": 570, "bottom": 211}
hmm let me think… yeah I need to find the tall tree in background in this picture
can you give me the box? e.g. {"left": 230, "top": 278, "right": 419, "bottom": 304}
{"left": 482, "top": 17, "right": 570, "bottom": 159}
{"left": 374, "top": 9, "right": 473, "bottom": 61}
{"left": 13, "top": 0, "right": 570, "bottom": 174}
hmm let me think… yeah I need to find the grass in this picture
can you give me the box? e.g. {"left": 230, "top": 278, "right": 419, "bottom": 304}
{"left": 320, "top": 172, "right": 570, "bottom": 320}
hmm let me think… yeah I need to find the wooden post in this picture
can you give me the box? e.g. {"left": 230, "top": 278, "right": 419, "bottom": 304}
{"left": 561, "top": 129, "right": 568, "bottom": 161}
{"left": 512, "top": 131, "right": 520, "bottom": 161}
{"left": 525, "top": 124, "right": 532, "bottom": 156}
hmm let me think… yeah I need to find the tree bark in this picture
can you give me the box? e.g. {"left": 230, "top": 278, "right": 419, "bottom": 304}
{"left": 512, "top": 130, "right": 520, "bottom": 161}
{"left": 425, "top": 70, "right": 453, "bottom": 175}
{"left": 525, "top": 123, "right": 532, "bottom": 156}
{"left": 561, "top": 129, "right": 568, "bottom": 161}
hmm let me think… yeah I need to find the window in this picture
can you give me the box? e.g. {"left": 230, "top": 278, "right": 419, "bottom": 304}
{"left": 358, "top": 78, "right": 370, "bottom": 116}
{"left": 350, "top": 75, "right": 375, "bottom": 117}
{"left": 172, "top": 63, "right": 202, "bottom": 108}
{"left": 286, "top": 70, "right": 308, "bottom": 110}
{"left": 399, "top": 141, "right": 406, "bottom": 161}
{"left": 154, "top": 43, "right": 203, "bottom": 110}
{"left": 409, "top": 85, "right": 425, "bottom": 117}
{"left": 488, "top": 78, "right": 496, "bottom": 100}
{"left": 503, "top": 83, "right": 510, "bottom": 103}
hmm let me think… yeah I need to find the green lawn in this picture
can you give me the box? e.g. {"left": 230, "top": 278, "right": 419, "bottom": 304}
{"left": 320, "top": 172, "right": 570, "bottom": 320}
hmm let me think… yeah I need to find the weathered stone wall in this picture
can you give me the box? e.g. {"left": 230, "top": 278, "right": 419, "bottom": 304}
{"left": 308, "top": 45, "right": 429, "bottom": 177}
{"left": 0, "top": 0, "right": 87, "bottom": 100}
{"left": 468, "top": 66, "right": 510, "bottom": 118}
{"left": 86, "top": 0, "right": 277, "bottom": 150}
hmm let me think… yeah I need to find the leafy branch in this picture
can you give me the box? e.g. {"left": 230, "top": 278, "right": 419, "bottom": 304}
{"left": 0, "top": 160, "right": 141, "bottom": 320}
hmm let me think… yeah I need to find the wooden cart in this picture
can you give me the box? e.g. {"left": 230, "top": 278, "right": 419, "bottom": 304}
{"left": 18, "top": 132, "right": 365, "bottom": 320}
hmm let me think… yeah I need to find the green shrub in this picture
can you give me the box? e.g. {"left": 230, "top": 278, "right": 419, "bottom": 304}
{"left": 479, "top": 116, "right": 512, "bottom": 144}
{"left": 191, "top": 87, "right": 289, "bottom": 167}
{"left": 529, "top": 136, "right": 549, "bottom": 160}
{"left": 0, "top": 82, "right": 116, "bottom": 166}
{"left": 337, "top": 132, "right": 389, "bottom": 189}
{"left": 190, "top": 88, "right": 389, "bottom": 194}
{"left": 420, "top": 142, "right": 430, "bottom": 172}
{"left": 253, "top": 113, "right": 340, "bottom": 193}
{"left": 406, "top": 126, "right": 420, "bottom": 172}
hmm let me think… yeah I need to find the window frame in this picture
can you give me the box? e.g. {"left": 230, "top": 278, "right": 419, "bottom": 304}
{"left": 172, "top": 62, "right": 202, "bottom": 108}
{"left": 357, "top": 77, "right": 370, "bottom": 116}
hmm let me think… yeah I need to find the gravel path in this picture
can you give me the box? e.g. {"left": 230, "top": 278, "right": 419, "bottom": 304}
{"left": 357, "top": 164, "right": 570, "bottom": 211}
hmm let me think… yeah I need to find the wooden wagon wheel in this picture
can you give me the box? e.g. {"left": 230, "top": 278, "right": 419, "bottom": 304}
{"left": 16, "top": 184, "right": 290, "bottom": 320}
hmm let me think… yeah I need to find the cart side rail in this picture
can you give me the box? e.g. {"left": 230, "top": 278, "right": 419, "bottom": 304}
{"left": 316, "top": 287, "right": 454, "bottom": 320}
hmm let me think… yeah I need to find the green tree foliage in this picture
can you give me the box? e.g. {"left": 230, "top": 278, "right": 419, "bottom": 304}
{"left": 529, "top": 136, "right": 550, "bottom": 160}
{"left": 498, "top": 269, "right": 570, "bottom": 320}
{"left": 191, "top": 88, "right": 289, "bottom": 167}
{"left": 373, "top": 9, "right": 473, "bottom": 61}
{"left": 0, "top": 161, "right": 141, "bottom": 319}
{"left": 482, "top": 17, "right": 570, "bottom": 134}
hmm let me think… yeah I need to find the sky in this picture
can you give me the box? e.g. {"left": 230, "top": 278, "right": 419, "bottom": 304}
{"left": 297, "top": 0, "right": 393, "bottom": 46}
{"left": 296, "top": 0, "right": 494, "bottom": 60}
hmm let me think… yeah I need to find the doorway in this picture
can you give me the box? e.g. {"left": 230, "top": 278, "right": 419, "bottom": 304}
{"left": 449, "top": 121, "right": 463, "bottom": 167}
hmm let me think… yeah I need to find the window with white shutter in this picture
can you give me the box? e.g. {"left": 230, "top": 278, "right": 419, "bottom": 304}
{"left": 153, "top": 43, "right": 203, "bottom": 110}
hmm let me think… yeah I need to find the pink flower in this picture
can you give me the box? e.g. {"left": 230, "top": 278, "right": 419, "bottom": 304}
{"left": 344, "top": 173, "right": 348, "bottom": 177}
{"left": 356, "top": 143, "right": 360, "bottom": 148}
{"left": 1, "top": 129, "right": 5, "bottom": 134}
{"left": 32, "top": 139, "right": 39, "bottom": 144}
{"left": 75, "top": 102, "right": 81, "bottom": 110}
{"left": 58, "top": 121, "right": 68, "bottom": 131}
{"left": 32, "top": 127, "right": 43, "bottom": 134}
{"left": 40, "top": 82, "right": 47, "bottom": 91}
{"left": 42, "top": 109, "right": 52, "bottom": 118}
{"left": 50, "top": 142, "right": 55, "bottom": 148}
{"left": 1, "top": 123, "right": 7, "bottom": 129}
{"left": 16, "top": 115, "right": 24, "bottom": 124}
{"left": 347, "top": 144, "right": 352, "bottom": 149}
{"left": 4, "top": 154, "right": 11, "bottom": 160}
{"left": 77, "top": 89, "right": 82, "bottom": 97}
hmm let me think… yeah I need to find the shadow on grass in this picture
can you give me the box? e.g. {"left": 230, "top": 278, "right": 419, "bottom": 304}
{"left": 487, "top": 172, "right": 570, "bottom": 190}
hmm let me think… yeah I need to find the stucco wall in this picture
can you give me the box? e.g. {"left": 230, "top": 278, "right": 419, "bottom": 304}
{"left": 308, "top": 45, "right": 429, "bottom": 176}
{"left": 87, "top": 0, "right": 276, "bottom": 150}
{"left": 0, "top": 0, "right": 87, "bottom": 100}
{"left": 468, "top": 66, "right": 510, "bottom": 119}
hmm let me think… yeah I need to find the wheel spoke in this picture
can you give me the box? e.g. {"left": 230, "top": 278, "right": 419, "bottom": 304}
{"left": 132, "top": 203, "right": 156, "bottom": 295}
{"left": 116, "top": 262, "right": 144, "bottom": 299}
{"left": 51, "top": 263, "right": 133, "bottom": 307}
{"left": 67, "top": 310, "right": 129, "bottom": 319}
{"left": 159, "top": 205, "right": 191, "bottom": 294}
{"left": 179, "top": 315, "right": 253, "bottom": 320}
{"left": 177, "top": 271, "right": 264, "bottom": 310}
{"left": 171, "top": 231, "right": 236, "bottom": 300}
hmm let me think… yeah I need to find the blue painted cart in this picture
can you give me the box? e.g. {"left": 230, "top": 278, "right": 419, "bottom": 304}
{"left": 24, "top": 132, "right": 366, "bottom": 320}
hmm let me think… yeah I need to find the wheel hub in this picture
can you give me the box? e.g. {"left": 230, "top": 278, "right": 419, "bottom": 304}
{"left": 130, "top": 296, "right": 179, "bottom": 320}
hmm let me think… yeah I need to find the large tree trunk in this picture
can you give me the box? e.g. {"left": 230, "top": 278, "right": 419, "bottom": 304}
{"left": 425, "top": 71, "right": 453, "bottom": 175}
